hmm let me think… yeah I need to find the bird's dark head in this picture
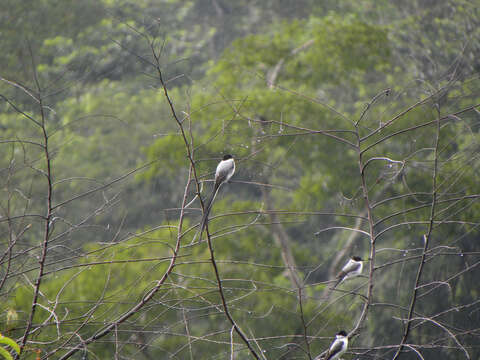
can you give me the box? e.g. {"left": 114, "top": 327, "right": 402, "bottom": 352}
{"left": 337, "top": 330, "right": 347, "bottom": 337}
{"left": 352, "top": 256, "right": 362, "bottom": 261}
{"left": 223, "top": 154, "right": 233, "bottom": 160}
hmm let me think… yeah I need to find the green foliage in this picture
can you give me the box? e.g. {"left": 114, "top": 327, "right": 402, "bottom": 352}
{"left": 1, "top": 0, "right": 480, "bottom": 359}
{"left": 143, "top": 134, "right": 188, "bottom": 179}
{"left": 0, "top": 334, "right": 20, "bottom": 360}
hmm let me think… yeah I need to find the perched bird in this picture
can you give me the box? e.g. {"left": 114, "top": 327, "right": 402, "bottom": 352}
{"left": 319, "top": 330, "right": 348, "bottom": 360}
{"left": 194, "top": 154, "right": 235, "bottom": 242}
{"left": 212, "top": 154, "right": 236, "bottom": 196}
{"left": 331, "top": 256, "right": 363, "bottom": 289}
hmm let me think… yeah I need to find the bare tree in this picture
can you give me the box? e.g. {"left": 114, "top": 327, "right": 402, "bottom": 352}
{"left": 1, "top": 6, "right": 479, "bottom": 360}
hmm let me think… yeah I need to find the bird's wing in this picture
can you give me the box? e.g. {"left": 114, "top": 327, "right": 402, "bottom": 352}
{"left": 326, "top": 339, "right": 344, "bottom": 360}
{"left": 191, "top": 159, "right": 234, "bottom": 244}
{"left": 215, "top": 160, "right": 234, "bottom": 185}
{"left": 341, "top": 260, "right": 361, "bottom": 275}
{"left": 332, "top": 261, "right": 361, "bottom": 290}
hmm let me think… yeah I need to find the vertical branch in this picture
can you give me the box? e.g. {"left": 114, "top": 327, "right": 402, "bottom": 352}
{"left": 348, "top": 89, "right": 406, "bottom": 339}
{"left": 298, "top": 287, "right": 312, "bottom": 360}
{"left": 150, "top": 41, "right": 260, "bottom": 360}
{"left": 391, "top": 105, "right": 442, "bottom": 360}
{"left": 348, "top": 92, "right": 397, "bottom": 332}
{"left": 204, "top": 226, "right": 261, "bottom": 359}
{"left": 18, "top": 60, "right": 54, "bottom": 356}
{"left": 182, "top": 305, "right": 194, "bottom": 360}
{"left": 150, "top": 42, "right": 205, "bottom": 208}
{"left": 349, "top": 122, "right": 377, "bottom": 337}
{"left": 230, "top": 325, "right": 235, "bottom": 360}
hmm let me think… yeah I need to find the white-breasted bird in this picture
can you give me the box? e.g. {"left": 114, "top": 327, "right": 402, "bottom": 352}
{"left": 315, "top": 330, "right": 348, "bottom": 360}
{"left": 331, "top": 256, "right": 363, "bottom": 289}
{"left": 212, "top": 154, "right": 235, "bottom": 194}
{"left": 326, "top": 330, "right": 348, "bottom": 360}
{"left": 194, "top": 154, "right": 235, "bottom": 242}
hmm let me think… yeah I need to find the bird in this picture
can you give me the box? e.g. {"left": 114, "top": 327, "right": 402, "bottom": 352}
{"left": 317, "top": 330, "right": 348, "bottom": 360}
{"left": 193, "top": 154, "right": 235, "bottom": 242}
{"left": 212, "top": 154, "right": 236, "bottom": 195}
{"left": 331, "top": 256, "right": 363, "bottom": 290}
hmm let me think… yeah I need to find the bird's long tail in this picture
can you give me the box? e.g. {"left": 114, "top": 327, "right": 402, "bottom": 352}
{"left": 191, "top": 183, "right": 221, "bottom": 243}
{"left": 330, "top": 272, "right": 346, "bottom": 291}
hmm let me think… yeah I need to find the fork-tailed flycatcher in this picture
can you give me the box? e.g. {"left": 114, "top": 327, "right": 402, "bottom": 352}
{"left": 194, "top": 154, "right": 235, "bottom": 242}
{"left": 316, "top": 330, "right": 348, "bottom": 360}
{"left": 331, "top": 256, "right": 363, "bottom": 289}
